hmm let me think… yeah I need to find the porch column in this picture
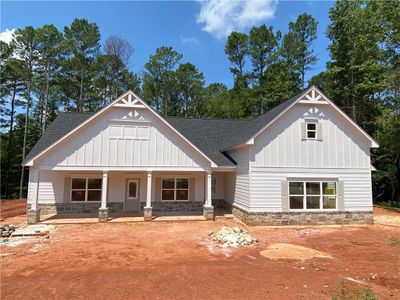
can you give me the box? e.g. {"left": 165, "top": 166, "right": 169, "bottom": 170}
{"left": 98, "top": 170, "right": 109, "bottom": 222}
{"left": 203, "top": 170, "right": 214, "bottom": 220}
{"left": 27, "top": 168, "right": 41, "bottom": 224}
{"left": 144, "top": 171, "right": 153, "bottom": 221}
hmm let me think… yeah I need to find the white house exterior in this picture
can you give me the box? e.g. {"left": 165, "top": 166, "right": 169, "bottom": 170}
{"left": 24, "top": 86, "right": 378, "bottom": 225}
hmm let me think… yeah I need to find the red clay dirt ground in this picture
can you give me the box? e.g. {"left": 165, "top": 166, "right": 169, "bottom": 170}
{"left": 1, "top": 200, "right": 399, "bottom": 300}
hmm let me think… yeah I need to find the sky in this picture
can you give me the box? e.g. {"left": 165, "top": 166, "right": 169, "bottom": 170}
{"left": 1, "top": 0, "right": 335, "bottom": 88}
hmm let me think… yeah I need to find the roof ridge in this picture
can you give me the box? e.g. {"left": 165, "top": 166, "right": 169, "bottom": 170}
{"left": 165, "top": 116, "right": 252, "bottom": 122}
{"left": 58, "top": 111, "right": 94, "bottom": 115}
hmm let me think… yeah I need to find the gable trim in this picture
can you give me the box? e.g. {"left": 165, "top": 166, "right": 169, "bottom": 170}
{"left": 240, "top": 86, "right": 378, "bottom": 149}
{"left": 24, "top": 91, "right": 217, "bottom": 167}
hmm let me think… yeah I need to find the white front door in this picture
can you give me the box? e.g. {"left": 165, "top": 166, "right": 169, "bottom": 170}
{"left": 125, "top": 179, "right": 140, "bottom": 211}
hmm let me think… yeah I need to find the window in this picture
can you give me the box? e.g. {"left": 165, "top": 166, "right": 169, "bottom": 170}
{"left": 211, "top": 176, "right": 217, "bottom": 195}
{"left": 71, "top": 178, "right": 102, "bottom": 202}
{"left": 161, "top": 178, "right": 189, "bottom": 201}
{"left": 109, "top": 124, "right": 150, "bottom": 140}
{"left": 288, "top": 181, "right": 337, "bottom": 210}
{"left": 306, "top": 121, "right": 317, "bottom": 139}
{"left": 127, "top": 179, "right": 139, "bottom": 199}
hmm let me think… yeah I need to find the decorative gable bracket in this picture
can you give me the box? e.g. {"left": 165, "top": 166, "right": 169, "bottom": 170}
{"left": 298, "top": 88, "right": 329, "bottom": 104}
{"left": 114, "top": 93, "right": 146, "bottom": 108}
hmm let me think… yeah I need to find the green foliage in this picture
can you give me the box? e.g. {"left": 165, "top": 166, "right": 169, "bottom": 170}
{"left": 63, "top": 18, "right": 101, "bottom": 112}
{"left": 388, "top": 236, "right": 400, "bottom": 246}
{"left": 319, "top": 0, "right": 399, "bottom": 203}
{"left": 282, "top": 13, "right": 318, "bottom": 89}
{"left": 225, "top": 32, "right": 249, "bottom": 78}
{"left": 142, "top": 46, "right": 182, "bottom": 115}
{"left": 371, "top": 108, "right": 400, "bottom": 202}
{"left": 1, "top": 19, "right": 140, "bottom": 198}
{"left": 175, "top": 62, "right": 205, "bottom": 117}
{"left": 331, "top": 281, "right": 378, "bottom": 300}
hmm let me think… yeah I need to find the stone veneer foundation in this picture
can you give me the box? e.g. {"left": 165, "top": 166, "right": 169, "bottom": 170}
{"left": 28, "top": 202, "right": 124, "bottom": 215}
{"left": 140, "top": 201, "right": 204, "bottom": 213}
{"left": 232, "top": 206, "right": 373, "bottom": 226}
{"left": 28, "top": 201, "right": 204, "bottom": 216}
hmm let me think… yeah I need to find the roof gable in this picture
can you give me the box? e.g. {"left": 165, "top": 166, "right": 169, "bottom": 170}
{"left": 24, "top": 91, "right": 217, "bottom": 167}
{"left": 226, "top": 86, "right": 378, "bottom": 149}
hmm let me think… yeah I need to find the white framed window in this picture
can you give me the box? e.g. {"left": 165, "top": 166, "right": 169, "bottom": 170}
{"left": 71, "top": 177, "right": 102, "bottom": 202}
{"left": 127, "top": 179, "right": 139, "bottom": 200}
{"left": 161, "top": 178, "right": 189, "bottom": 201}
{"left": 211, "top": 176, "right": 217, "bottom": 195}
{"left": 288, "top": 181, "right": 337, "bottom": 211}
{"left": 306, "top": 121, "right": 317, "bottom": 139}
{"left": 109, "top": 124, "right": 150, "bottom": 140}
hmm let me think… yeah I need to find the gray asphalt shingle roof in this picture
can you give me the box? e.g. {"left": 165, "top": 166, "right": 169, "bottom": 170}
{"left": 24, "top": 92, "right": 300, "bottom": 166}
{"left": 23, "top": 112, "right": 94, "bottom": 165}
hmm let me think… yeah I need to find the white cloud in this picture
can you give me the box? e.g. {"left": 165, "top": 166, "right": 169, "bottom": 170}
{"left": 197, "top": 0, "right": 277, "bottom": 39}
{"left": 181, "top": 36, "right": 201, "bottom": 46}
{"left": 0, "top": 28, "right": 16, "bottom": 44}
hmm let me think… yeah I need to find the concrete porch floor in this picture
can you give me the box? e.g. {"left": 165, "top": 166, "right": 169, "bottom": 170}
{"left": 40, "top": 210, "right": 234, "bottom": 224}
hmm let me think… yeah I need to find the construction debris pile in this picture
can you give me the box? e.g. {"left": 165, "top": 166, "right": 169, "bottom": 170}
{"left": 0, "top": 225, "right": 16, "bottom": 237}
{"left": 210, "top": 227, "right": 257, "bottom": 247}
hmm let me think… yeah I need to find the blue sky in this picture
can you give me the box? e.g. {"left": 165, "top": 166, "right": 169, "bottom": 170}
{"left": 1, "top": 0, "right": 334, "bottom": 88}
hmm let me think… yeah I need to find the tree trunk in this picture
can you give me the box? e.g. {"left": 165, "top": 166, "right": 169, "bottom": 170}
{"left": 5, "top": 84, "right": 17, "bottom": 198}
{"left": 19, "top": 80, "right": 31, "bottom": 199}
{"left": 79, "top": 74, "right": 84, "bottom": 112}
{"left": 42, "top": 65, "right": 50, "bottom": 134}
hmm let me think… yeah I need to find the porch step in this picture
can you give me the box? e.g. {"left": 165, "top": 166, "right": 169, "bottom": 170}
{"left": 215, "top": 213, "right": 235, "bottom": 220}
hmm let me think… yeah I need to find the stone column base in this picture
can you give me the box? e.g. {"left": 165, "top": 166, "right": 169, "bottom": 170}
{"left": 27, "top": 209, "right": 41, "bottom": 224}
{"left": 203, "top": 205, "right": 214, "bottom": 220}
{"left": 98, "top": 208, "right": 109, "bottom": 222}
{"left": 144, "top": 207, "right": 153, "bottom": 221}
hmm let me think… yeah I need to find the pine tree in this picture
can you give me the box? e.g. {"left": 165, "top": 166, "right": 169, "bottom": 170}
{"left": 142, "top": 46, "right": 182, "bottom": 115}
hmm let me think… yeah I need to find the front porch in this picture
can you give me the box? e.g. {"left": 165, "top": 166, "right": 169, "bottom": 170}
{"left": 27, "top": 169, "right": 235, "bottom": 224}
{"left": 37, "top": 209, "right": 234, "bottom": 224}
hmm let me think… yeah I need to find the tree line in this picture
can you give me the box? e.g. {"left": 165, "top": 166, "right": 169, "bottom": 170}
{"left": 1, "top": 0, "right": 399, "bottom": 205}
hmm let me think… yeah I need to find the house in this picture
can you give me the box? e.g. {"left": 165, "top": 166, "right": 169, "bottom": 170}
{"left": 24, "top": 86, "right": 378, "bottom": 225}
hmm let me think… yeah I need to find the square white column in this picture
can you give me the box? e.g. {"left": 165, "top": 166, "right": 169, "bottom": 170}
{"left": 31, "top": 168, "right": 40, "bottom": 210}
{"left": 146, "top": 171, "right": 152, "bottom": 208}
{"left": 205, "top": 171, "right": 212, "bottom": 206}
{"left": 101, "top": 171, "right": 108, "bottom": 209}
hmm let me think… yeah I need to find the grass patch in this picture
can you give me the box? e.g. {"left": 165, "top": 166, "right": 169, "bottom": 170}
{"left": 388, "top": 237, "right": 400, "bottom": 247}
{"left": 374, "top": 202, "right": 400, "bottom": 211}
{"left": 332, "top": 281, "right": 378, "bottom": 300}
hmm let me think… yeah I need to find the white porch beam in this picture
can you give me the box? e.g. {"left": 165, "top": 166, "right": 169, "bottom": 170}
{"left": 101, "top": 171, "right": 108, "bottom": 209}
{"left": 205, "top": 171, "right": 212, "bottom": 206}
{"left": 146, "top": 171, "right": 152, "bottom": 208}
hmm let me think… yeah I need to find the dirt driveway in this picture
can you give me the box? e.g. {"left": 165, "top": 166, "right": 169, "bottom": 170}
{"left": 1, "top": 202, "right": 399, "bottom": 299}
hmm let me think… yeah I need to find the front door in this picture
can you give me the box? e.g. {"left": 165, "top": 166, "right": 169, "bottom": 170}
{"left": 125, "top": 179, "right": 140, "bottom": 211}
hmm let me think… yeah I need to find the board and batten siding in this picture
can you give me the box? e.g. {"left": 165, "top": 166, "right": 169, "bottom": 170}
{"left": 34, "top": 107, "right": 210, "bottom": 170}
{"left": 248, "top": 103, "right": 373, "bottom": 212}
{"left": 251, "top": 104, "right": 371, "bottom": 169}
{"left": 227, "top": 146, "right": 251, "bottom": 210}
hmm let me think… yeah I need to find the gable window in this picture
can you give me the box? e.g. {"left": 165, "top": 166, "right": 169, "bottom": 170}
{"left": 302, "top": 119, "right": 322, "bottom": 141}
{"left": 162, "top": 178, "right": 189, "bottom": 201}
{"left": 306, "top": 121, "right": 317, "bottom": 139}
{"left": 109, "top": 124, "right": 150, "bottom": 140}
{"left": 211, "top": 176, "right": 217, "bottom": 195}
{"left": 288, "top": 181, "right": 337, "bottom": 210}
{"left": 71, "top": 178, "right": 102, "bottom": 202}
